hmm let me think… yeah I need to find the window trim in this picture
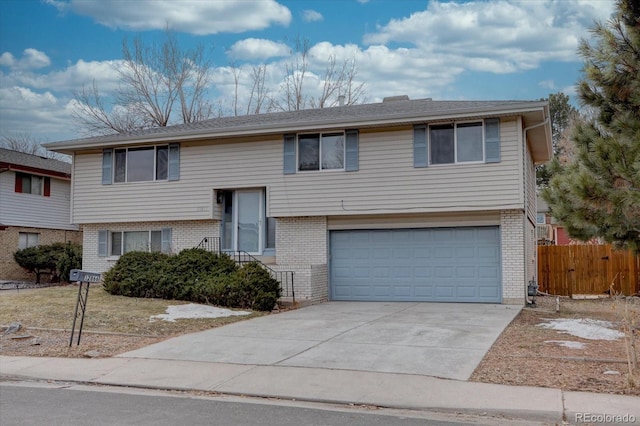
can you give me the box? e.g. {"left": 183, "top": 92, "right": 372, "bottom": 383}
{"left": 109, "top": 230, "right": 164, "bottom": 256}
{"left": 113, "top": 145, "right": 169, "bottom": 184}
{"left": 296, "top": 131, "right": 346, "bottom": 172}
{"left": 429, "top": 120, "right": 485, "bottom": 166}
{"left": 15, "top": 172, "right": 49, "bottom": 196}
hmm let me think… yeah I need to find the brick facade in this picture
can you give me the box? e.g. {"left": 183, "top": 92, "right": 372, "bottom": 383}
{"left": 82, "top": 220, "right": 218, "bottom": 273}
{"left": 275, "top": 216, "right": 328, "bottom": 303}
{"left": 500, "top": 210, "right": 526, "bottom": 304}
{"left": 78, "top": 212, "right": 529, "bottom": 306}
{"left": 0, "top": 226, "right": 83, "bottom": 281}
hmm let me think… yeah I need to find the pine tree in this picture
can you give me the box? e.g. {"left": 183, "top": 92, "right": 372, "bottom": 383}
{"left": 536, "top": 92, "right": 578, "bottom": 187}
{"left": 543, "top": 0, "right": 640, "bottom": 253}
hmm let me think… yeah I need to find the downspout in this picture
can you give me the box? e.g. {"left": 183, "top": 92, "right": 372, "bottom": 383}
{"left": 522, "top": 112, "right": 550, "bottom": 305}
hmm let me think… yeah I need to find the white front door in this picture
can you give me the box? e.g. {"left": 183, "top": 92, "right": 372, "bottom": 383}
{"left": 222, "top": 189, "right": 264, "bottom": 254}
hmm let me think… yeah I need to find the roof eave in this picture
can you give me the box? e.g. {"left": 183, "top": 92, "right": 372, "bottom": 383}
{"left": 44, "top": 101, "right": 550, "bottom": 153}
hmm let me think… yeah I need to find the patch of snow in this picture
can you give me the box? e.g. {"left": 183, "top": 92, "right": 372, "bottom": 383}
{"left": 537, "top": 318, "right": 624, "bottom": 341}
{"left": 544, "top": 340, "right": 586, "bottom": 349}
{"left": 150, "top": 303, "right": 251, "bottom": 322}
{"left": 603, "top": 370, "right": 621, "bottom": 375}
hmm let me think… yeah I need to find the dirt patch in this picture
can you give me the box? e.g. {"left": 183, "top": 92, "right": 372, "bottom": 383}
{"left": 471, "top": 295, "right": 640, "bottom": 395}
{"left": 1, "top": 330, "right": 163, "bottom": 358}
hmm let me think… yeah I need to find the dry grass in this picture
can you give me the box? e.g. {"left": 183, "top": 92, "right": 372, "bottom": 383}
{"left": 471, "top": 295, "right": 640, "bottom": 395}
{"left": 0, "top": 284, "right": 264, "bottom": 357}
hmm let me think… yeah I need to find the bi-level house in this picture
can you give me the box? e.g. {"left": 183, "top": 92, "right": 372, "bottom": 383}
{"left": 0, "top": 148, "right": 82, "bottom": 281}
{"left": 45, "top": 97, "right": 551, "bottom": 305}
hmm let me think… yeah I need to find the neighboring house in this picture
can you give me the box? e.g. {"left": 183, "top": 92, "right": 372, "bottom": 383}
{"left": 45, "top": 97, "right": 551, "bottom": 305}
{"left": 0, "top": 148, "right": 82, "bottom": 281}
{"left": 536, "top": 196, "right": 562, "bottom": 244}
{"left": 536, "top": 195, "right": 600, "bottom": 246}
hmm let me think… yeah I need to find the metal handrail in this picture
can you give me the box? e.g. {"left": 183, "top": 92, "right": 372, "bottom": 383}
{"left": 195, "top": 238, "right": 295, "bottom": 303}
{"left": 196, "top": 237, "right": 221, "bottom": 253}
{"left": 229, "top": 250, "right": 295, "bottom": 302}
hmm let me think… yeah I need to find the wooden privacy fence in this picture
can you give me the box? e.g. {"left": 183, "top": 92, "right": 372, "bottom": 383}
{"left": 538, "top": 245, "right": 640, "bottom": 296}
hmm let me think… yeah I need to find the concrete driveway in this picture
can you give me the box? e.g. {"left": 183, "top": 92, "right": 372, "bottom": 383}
{"left": 120, "top": 302, "right": 520, "bottom": 380}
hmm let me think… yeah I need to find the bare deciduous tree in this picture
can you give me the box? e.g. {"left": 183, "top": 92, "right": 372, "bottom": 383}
{"left": 310, "top": 55, "right": 366, "bottom": 108}
{"left": 73, "top": 29, "right": 214, "bottom": 136}
{"left": 246, "top": 64, "right": 270, "bottom": 115}
{"left": 274, "top": 36, "right": 366, "bottom": 112}
{"left": 273, "top": 36, "right": 311, "bottom": 112}
{"left": 0, "top": 134, "right": 69, "bottom": 161}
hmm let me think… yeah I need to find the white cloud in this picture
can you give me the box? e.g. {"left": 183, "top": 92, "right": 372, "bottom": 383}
{"left": 47, "top": 0, "right": 291, "bottom": 35}
{"left": 227, "top": 39, "right": 290, "bottom": 61}
{"left": 302, "top": 10, "right": 323, "bottom": 22}
{"left": 0, "top": 86, "right": 78, "bottom": 141}
{"left": 539, "top": 80, "right": 556, "bottom": 90}
{"left": 363, "top": 0, "right": 614, "bottom": 73}
{"left": 1, "top": 58, "right": 122, "bottom": 92}
{"left": 0, "top": 49, "right": 51, "bottom": 70}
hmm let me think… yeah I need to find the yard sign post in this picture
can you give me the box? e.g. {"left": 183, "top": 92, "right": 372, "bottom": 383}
{"left": 69, "top": 269, "right": 101, "bottom": 346}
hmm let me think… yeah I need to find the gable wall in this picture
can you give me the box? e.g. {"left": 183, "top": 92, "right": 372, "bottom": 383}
{"left": 0, "top": 170, "right": 78, "bottom": 230}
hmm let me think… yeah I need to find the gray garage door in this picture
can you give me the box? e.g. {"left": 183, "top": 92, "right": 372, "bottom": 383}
{"left": 330, "top": 227, "right": 501, "bottom": 303}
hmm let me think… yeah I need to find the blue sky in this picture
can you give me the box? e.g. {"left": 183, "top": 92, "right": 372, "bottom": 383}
{"left": 0, "top": 0, "right": 614, "bottom": 142}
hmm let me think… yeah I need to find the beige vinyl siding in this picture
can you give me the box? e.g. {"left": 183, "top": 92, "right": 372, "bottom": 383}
{"left": 524, "top": 140, "right": 537, "bottom": 224}
{"left": 0, "top": 171, "right": 78, "bottom": 230}
{"left": 71, "top": 118, "right": 524, "bottom": 223}
{"left": 270, "top": 117, "right": 522, "bottom": 216}
{"left": 72, "top": 151, "right": 218, "bottom": 223}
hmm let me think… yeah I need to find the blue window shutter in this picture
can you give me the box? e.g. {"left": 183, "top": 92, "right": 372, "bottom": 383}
{"left": 161, "top": 228, "right": 172, "bottom": 254}
{"left": 413, "top": 125, "right": 428, "bottom": 167}
{"left": 485, "top": 118, "right": 500, "bottom": 163}
{"left": 345, "top": 129, "right": 359, "bottom": 172}
{"left": 168, "top": 143, "right": 180, "bottom": 181}
{"left": 98, "top": 230, "right": 108, "bottom": 257}
{"left": 283, "top": 134, "right": 296, "bottom": 174}
{"left": 102, "top": 149, "right": 112, "bottom": 185}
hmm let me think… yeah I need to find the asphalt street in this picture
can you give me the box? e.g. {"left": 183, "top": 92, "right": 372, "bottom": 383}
{"left": 0, "top": 382, "right": 537, "bottom": 426}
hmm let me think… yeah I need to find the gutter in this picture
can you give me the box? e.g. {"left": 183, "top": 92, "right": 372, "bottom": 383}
{"left": 522, "top": 109, "right": 550, "bottom": 305}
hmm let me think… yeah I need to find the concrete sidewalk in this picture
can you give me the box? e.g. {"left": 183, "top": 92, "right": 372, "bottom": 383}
{"left": 2, "top": 355, "right": 639, "bottom": 424}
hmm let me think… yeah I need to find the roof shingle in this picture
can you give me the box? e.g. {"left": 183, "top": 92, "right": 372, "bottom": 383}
{"left": 0, "top": 148, "right": 71, "bottom": 175}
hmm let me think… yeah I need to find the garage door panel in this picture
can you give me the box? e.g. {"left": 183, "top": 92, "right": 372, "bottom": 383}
{"left": 414, "top": 267, "right": 432, "bottom": 278}
{"left": 330, "top": 227, "right": 501, "bottom": 303}
{"left": 456, "top": 266, "right": 475, "bottom": 279}
{"left": 372, "top": 248, "right": 391, "bottom": 259}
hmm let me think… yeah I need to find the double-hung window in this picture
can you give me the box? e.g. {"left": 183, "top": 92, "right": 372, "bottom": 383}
{"left": 298, "top": 132, "right": 345, "bottom": 171}
{"left": 114, "top": 146, "right": 168, "bottom": 183}
{"left": 430, "top": 122, "right": 484, "bottom": 165}
{"left": 110, "top": 230, "right": 163, "bottom": 256}
{"left": 103, "top": 144, "right": 178, "bottom": 184}
{"left": 15, "top": 172, "right": 50, "bottom": 196}
{"left": 18, "top": 232, "right": 40, "bottom": 249}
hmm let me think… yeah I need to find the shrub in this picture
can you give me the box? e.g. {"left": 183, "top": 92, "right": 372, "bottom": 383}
{"left": 56, "top": 242, "right": 83, "bottom": 282}
{"left": 103, "top": 249, "right": 281, "bottom": 311}
{"left": 13, "top": 242, "right": 69, "bottom": 283}
{"left": 103, "top": 251, "right": 170, "bottom": 297}
{"left": 159, "top": 249, "right": 239, "bottom": 300}
{"left": 232, "top": 262, "right": 281, "bottom": 311}
{"left": 194, "top": 264, "right": 279, "bottom": 311}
